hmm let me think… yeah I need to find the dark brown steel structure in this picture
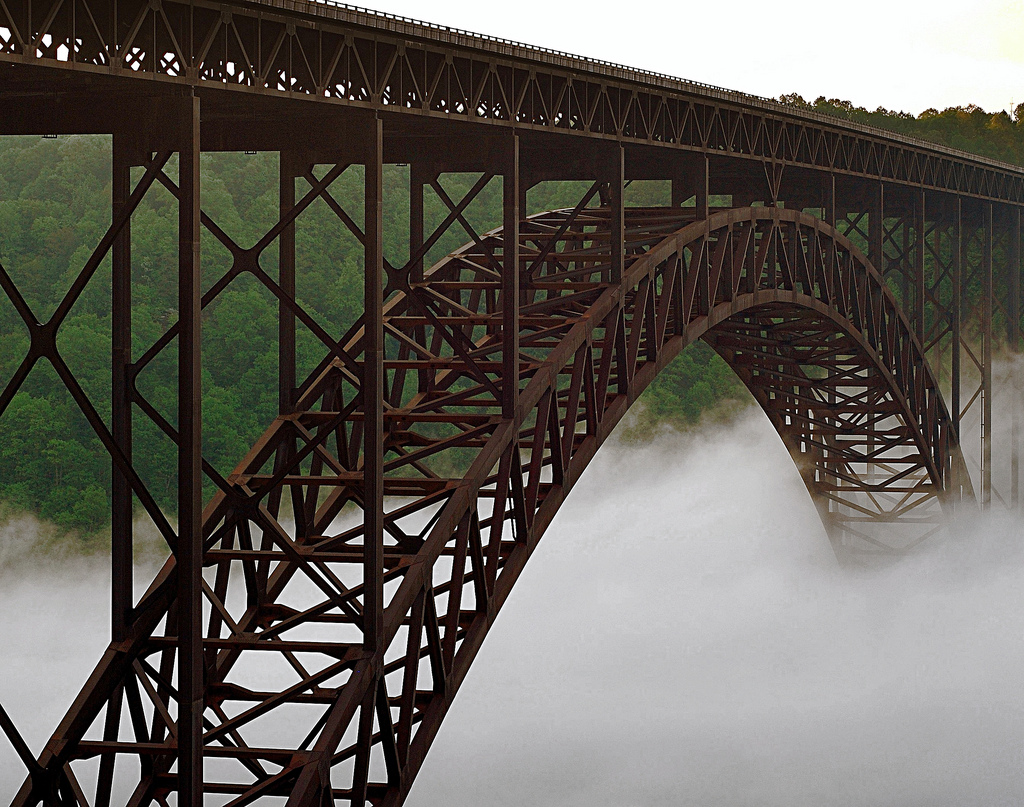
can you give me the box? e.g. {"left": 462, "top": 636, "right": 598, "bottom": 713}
{"left": 0, "top": 0, "right": 1021, "bottom": 804}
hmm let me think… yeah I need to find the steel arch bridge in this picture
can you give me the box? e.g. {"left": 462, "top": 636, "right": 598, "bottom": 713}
{"left": 0, "top": 1, "right": 1021, "bottom": 805}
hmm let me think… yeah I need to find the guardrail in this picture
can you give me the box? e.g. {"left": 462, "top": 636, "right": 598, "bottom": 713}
{"left": 268, "top": 0, "right": 1024, "bottom": 177}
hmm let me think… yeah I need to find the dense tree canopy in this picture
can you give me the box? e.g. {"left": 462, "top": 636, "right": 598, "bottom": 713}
{"left": 779, "top": 95, "right": 1024, "bottom": 166}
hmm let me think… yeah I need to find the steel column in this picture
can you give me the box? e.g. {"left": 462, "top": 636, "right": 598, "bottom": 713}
{"left": 502, "top": 133, "right": 520, "bottom": 420}
{"left": 176, "top": 91, "right": 204, "bottom": 805}
{"left": 364, "top": 114, "right": 385, "bottom": 651}
{"left": 925, "top": 204, "right": 943, "bottom": 369}
{"left": 1012, "top": 207, "right": 1021, "bottom": 509}
{"left": 609, "top": 145, "right": 624, "bottom": 283}
{"left": 953, "top": 198, "right": 963, "bottom": 438}
{"left": 822, "top": 173, "right": 835, "bottom": 227}
{"left": 869, "top": 181, "right": 884, "bottom": 273}
{"left": 915, "top": 190, "right": 926, "bottom": 345}
{"left": 279, "top": 152, "right": 297, "bottom": 414}
{"left": 982, "top": 203, "right": 994, "bottom": 508}
{"left": 671, "top": 171, "right": 687, "bottom": 208}
{"left": 695, "top": 155, "right": 709, "bottom": 220}
{"left": 111, "top": 134, "right": 133, "bottom": 643}
{"left": 410, "top": 162, "right": 427, "bottom": 283}
{"left": 866, "top": 181, "right": 884, "bottom": 477}
{"left": 100, "top": 131, "right": 134, "bottom": 807}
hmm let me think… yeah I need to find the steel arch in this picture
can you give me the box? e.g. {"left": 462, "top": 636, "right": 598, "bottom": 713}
{"left": 14, "top": 206, "right": 972, "bottom": 806}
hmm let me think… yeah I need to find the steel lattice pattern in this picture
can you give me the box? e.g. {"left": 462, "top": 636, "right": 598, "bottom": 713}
{"left": 8, "top": 193, "right": 966, "bottom": 805}
{"left": 0, "top": 0, "right": 1019, "bottom": 803}
{"left": 1, "top": 0, "right": 1023, "bottom": 200}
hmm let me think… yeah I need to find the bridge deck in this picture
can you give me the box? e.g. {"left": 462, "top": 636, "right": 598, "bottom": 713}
{"left": 1, "top": 0, "right": 1024, "bottom": 201}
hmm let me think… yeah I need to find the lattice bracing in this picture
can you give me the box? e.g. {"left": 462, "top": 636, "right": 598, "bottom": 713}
{"left": 0, "top": 1, "right": 1019, "bottom": 801}
{"left": 7, "top": 202, "right": 971, "bottom": 805}
{"left": 2, "top": 0, "right": 1024, "bottom": 200}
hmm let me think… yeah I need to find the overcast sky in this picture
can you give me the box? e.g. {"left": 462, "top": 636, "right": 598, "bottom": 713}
{"left": 348, "top": 0, "right": 1024, "bottom": 115}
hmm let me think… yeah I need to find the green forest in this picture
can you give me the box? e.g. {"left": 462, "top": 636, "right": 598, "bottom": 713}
{"left": 778, "top": 95, "right": 1024, "bottom": 165}
{"left": 0, "top": 97, "right": 1019, "bottom": 537}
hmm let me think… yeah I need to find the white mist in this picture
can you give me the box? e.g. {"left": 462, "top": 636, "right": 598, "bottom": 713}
{"left": 3, "top": 408, "right": 1024, "bottom": 805}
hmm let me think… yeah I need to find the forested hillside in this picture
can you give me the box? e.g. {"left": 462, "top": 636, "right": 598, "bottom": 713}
{"left": 1, "top": 98, "right": 1018, "bottom": 536}
{"left": 779, "top": 95, "right": 1024, "bottom": 166}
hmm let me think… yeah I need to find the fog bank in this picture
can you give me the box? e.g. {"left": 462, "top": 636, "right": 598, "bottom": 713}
{"left": 2, "top": 407, "right": 1024, "bottom": 804}
{"left": 408, "top": 408, "right": 1024, "bottom": 807}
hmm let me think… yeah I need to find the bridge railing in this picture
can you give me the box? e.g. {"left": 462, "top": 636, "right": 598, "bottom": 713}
{"left": 263, "top": 0, "right": 1024, "bottom": 176}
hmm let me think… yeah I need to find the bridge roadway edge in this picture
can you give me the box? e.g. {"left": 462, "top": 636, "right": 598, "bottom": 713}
{"left": 1, "top": 0, "right": 1024, "bottom": 199}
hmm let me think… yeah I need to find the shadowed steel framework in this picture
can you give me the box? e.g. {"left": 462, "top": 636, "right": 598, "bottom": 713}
{"left": 0, "top": 0, "right": 1022, "bottom": 804}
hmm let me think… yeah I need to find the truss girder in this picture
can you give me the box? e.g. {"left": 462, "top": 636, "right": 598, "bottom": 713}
{"left": 0, "top": 0, "right": 1023, "bottom": 201}
{"left": 9, "top": 205, "right": 974, "bottom": 806}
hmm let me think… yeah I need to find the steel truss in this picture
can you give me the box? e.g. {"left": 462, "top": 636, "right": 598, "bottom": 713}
{"left": 2, "top": 0, "right": 1024, "bottom": 202}
{"left": 0, "top": 2, "right": 1022, "bottom": 804}
{"left": 3, "top": 141, "right": 980, "bottom": 802}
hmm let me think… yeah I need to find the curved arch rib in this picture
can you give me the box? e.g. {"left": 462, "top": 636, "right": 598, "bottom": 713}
{"left": 20, "top": 206, "right": 973, "bottom": 807}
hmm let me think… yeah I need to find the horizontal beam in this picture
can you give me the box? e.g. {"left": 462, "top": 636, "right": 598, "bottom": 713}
{"left": 0, "top": 0, "right": 1022, "bottom": 202}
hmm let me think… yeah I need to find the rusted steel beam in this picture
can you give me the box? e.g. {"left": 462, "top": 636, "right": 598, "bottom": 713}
{"left": 915, "top": 190, "right": 926, "bottom": 346}
{"left": 608, "top": 145, "right": 625, "bottom": 284}
{"left": 503, "top": 133, "right": 520, "bottom": 420}
{"left": 1013, "top": 207, "right": 1022, "bottom": 510}
{"left": 3, "top": 0, "right": 1024, "bottom": 201}
{"left": 176, "top": 90, "right": 204, "bottom": 807}
{"left": 280, "top": 152, "right": 298, "bottom": 415}
{"left": 364, "top": 114, "right": 385, "bottom": 656}
{"left": 869, "top": 181, "right": 884, "bottom": 275}
{"left": 99, "top": 134, "right": 134, "bottom": 807}
{"left": 111, "top": 134, "right": 133, "bottom": 645}
{"left": 822, "top": 173, "right": 836, "bottom": 226}
{"left": 982, "top": 203, "right": 994, "bottom": 508}
{"left": 410, "top": 163, "right": 428, "bottom": 284}
{"left": 952, "top": 198, "right": 963, "bottom": 438}
{"left": 696, "top": 154, "right": 710, "bottom": 220}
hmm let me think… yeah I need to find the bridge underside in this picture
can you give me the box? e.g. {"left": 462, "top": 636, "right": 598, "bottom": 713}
{"left": 5, "top": 190, "right": 972, "bottom": 804}
{"left": 0, "top": 17, "right": 1018, "bottom": 804}
{"left": 708, "top": 303, "right": 969, "bottom": 554}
